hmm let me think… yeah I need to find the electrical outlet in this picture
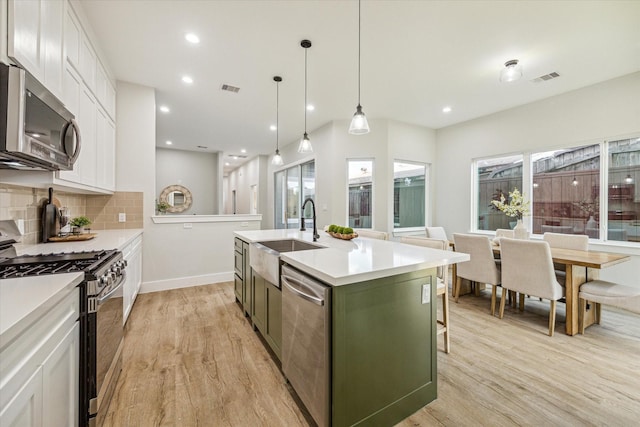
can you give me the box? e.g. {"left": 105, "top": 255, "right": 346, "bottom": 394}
{"left": 421, "top": 284, "right": 431, "bottom": 304}
{"left": 183, "top": 223, "right": 193, "bottom": 229}
{"left": 118, "top": 213, "right": 126, "bottom": 222}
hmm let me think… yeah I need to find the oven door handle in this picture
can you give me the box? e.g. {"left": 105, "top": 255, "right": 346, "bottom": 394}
{"left": 97, "top": 272, "right": 125, "bottom": 305}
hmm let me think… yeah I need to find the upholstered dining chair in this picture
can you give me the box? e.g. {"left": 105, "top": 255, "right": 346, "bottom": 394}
{"left": 498, "top": 238, "right": 565, "bottom": 336}
{"left": 578, "top": 280, "right": 640, "bottom": 334}
{"left": 542, "top": 232, "right": 589, "bottom": 285}
{"left": 426, "top": 226, "right": 448, "bottom": 241}
{"left": 452, "top": 233, "right": 502, "bottom": 315}
{"left": 401, "top": 236, "right": 451, "bottom": 353}
{"left": 354, "top": 229, "right": 389, "bottom": 240}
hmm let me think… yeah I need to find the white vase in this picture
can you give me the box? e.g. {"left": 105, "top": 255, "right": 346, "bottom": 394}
{"left": 513, "top": 219, "right": 529, "bottom": 240}
{"left": 586, "top": 216, "right": 597, "bottom": 230}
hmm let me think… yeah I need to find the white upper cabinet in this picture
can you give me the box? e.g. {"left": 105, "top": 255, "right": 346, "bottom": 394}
{"left": 8, "top": 0, "right": 64, "bottom": 99}
{"left": 78, "top": 32, "right": 96, "bottom": 92}
{"left": 64, "top": 3, "right": 80, "bottom": 69}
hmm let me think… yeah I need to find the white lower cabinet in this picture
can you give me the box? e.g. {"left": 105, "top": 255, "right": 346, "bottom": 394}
{"left": 123, "top": 235, "right": 143, "bottom": 324}
{"left": 0, "top": 288, "right": 79, "bottom": 427}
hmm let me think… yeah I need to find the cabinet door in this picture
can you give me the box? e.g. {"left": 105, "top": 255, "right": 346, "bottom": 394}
{"left": 41, "top": 0, "right": 63, "bottom": 98}
{"left": 8, "top": 0, "right": 44, "bottom": 81}
{"left": 242, "top": 242, "right": 251, "bottom": 316}
{"left": 78, "top": 35, "right": 95, "bottom": 91}
{"left": 265, "top": 282, "right": 282, "bottom": 360}
{"left": 64, "top": 5, "right": 81, "bottom": 68}
{"left": 252, "top": 272, "right": 266, "bottom": 333}
{"left": 0, "top": 367, "right": 44, "bottom": 427}
{"left": 42, "top": 322, "right": 79, "bottom": 427}
{"left": 234, "top": 274, "right": 243, "bottom": 302}
{"left": 96, "top": 107, "right": 115, "bottom": 191}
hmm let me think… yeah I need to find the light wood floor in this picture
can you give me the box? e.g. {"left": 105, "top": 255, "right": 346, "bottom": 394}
{"left": 103, "top": 282, "right": 640, "bottom": 427}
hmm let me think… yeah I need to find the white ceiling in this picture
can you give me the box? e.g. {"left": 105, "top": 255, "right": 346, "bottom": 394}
{"left": 80, "top": 0, "right": 640, "bottom": 174}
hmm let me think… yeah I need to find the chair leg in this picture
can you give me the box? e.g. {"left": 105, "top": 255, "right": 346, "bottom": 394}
{"left": 519, "top": 293, "right": 525, "bottom": 312}
{"left": 578, "top": 298, "right": 586, "bottom": 335}
{"left": 442, "top": 290, "right": 450, "bottom": 354}
{"left": 474, "top": 281, "right": 480, "bottom": 297}
{"left": 491, "top": 285, "right": 497, "bottom": 316}
{"left": 499, "top": 287, "right": 507, "bottom": 319}
{"left": 595, "top": 302, "right": 601, "bottom": 324}
{"left": 455, "top": 276, "right": 461, "bottom": 303}
{"left": 549, "top": 300, "right": 556, "bottom": 337}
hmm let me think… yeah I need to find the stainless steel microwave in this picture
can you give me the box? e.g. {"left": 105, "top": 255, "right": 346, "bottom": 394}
{"left": 0, "top": 62, "right": 81, "bottom": 170}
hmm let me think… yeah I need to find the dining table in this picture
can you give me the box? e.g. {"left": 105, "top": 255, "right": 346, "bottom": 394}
{"left": 453, "top": 241, "right": 630, "bottom": 335}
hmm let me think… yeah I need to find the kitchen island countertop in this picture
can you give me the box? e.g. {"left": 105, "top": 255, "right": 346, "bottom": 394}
{"left": 234, "top": 229, "right": 469, "bottom": 286}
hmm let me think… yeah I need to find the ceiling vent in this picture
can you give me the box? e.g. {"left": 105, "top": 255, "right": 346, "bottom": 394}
{"left": 531, "top": 72, "right": 560, "bottom": 83}
{"left": 228, "top": 154, "right": 247, "bottom": 159}
{"left": 221, "top": 84, "right": 240, "bottom": 93}
{"left": 197, "top": 145, "right": 208, "bottom": 149}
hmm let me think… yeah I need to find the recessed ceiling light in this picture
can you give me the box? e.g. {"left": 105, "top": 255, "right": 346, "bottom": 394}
{"left": 225, "top": 162, "right": 230, "bottom": 166}
{"left": 159, "top": 105, "right": 170, "bottom": 113}
{"left": 182, "top": 75, "right": 194, "bottom": 84}
{"left": 241, "top": 149, "right": 246, "bottom": 153}
{"left": 233, "top": 156, "right": 238, "bottom": 160}
{"left": 442, "top": 106, "right": 452, "bottom": 113}
{"left": 270, "top": 125, "right": 277, "bottom": 131}
{"left": 307, "top": 104, "right": 315, "bottom": 111}
{"left": 166, "top": 140, "right": 173, "bottom": 145}
{"left": 185, "top": 33, "right": 200, "bottom": 44}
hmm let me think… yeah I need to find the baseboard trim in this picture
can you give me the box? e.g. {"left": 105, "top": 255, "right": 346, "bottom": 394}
{"left": 140, "top": 271, "right": 234, "bottom": 294}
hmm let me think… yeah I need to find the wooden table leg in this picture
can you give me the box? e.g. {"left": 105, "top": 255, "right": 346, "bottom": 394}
{"left": 565, "top": 265, "right": 586, "bottom": 335}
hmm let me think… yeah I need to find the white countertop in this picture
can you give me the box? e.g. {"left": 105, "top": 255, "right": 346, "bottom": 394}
{"left": 0, "top": 273, "right": 83, "bottom": 350}
{"left": 235, "top": 229, "right": 469, "bottom": 286}
{"left": 15, "top": 228, "right": 143, "bottom": 256}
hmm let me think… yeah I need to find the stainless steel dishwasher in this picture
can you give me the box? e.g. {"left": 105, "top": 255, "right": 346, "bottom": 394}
{"left": 281, "top": 264, "right": 331, "bottom": 427}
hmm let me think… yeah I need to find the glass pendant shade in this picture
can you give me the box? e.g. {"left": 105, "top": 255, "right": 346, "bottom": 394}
{"left": 272, "top": 149, "right": 283, "bottom": 166}
{"left": 625, "top": 174, "right": 633, "bottom": 184}
{"left": 499, "top": 59, "right": 522, "bottom": 83}
{"left": 349, "top": 104, "right": 370, "bottom": 134}
{"left": 298, "top": 132, "right": 312, "bottom": 153}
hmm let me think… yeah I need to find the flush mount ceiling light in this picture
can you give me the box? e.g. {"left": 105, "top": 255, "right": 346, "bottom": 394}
{"left": 159, "top": 105, "right": 170, "bottom": 113}
{"left": 349, "top": 0, "right": 370, "bottom": 135}
{"left": 185, "top": 33, "right": 200, "bottom": 44}
{"left": 272, "top": 76, "right": 284, "bottom": 166}
{"left": 298, "top": 40, "right": 313, "bottom": 153}
{"left": 499, "top": 59, "right": 523, "bottom": 83}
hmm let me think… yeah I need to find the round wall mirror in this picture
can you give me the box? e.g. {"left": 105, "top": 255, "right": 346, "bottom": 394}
{"left": 159, "top": 184, "right": 193, "bottom": 213}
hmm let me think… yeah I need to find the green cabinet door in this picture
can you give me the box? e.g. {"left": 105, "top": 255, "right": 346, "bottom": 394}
{"left": 265, "top": 282, "right": 282, "bottom": 360}
{"left": 252, "top": 272, "right": 266, "bottom": 333}
{"left": 234, "top": 274, "right": 242, "bottom": 302}
{"left": 242, "top": 241, "right": 251, "bottom": 316}
{"left": 332, "top": 270, "right": 437, "bottom": 427}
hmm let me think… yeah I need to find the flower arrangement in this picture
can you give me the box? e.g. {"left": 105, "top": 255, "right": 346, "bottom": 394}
{"left": 491, "top": 188, "right": 530, "bottom": 220}
{"left": 573, "top": 199, "right": 599, "bottom": 217}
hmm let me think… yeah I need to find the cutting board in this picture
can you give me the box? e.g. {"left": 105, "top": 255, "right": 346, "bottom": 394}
{"left": 48, "top": 233, "right": 97, "bottom": 242}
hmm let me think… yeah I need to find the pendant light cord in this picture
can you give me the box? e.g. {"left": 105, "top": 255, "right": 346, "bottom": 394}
{"left": 276, "top": 80, "right": 279, "bottom": 150}
{"left": 304, "top": 47, "right": 308, "bottom": 133}
{"left": 358, "top": 0, "right": 361, "bottom": 105}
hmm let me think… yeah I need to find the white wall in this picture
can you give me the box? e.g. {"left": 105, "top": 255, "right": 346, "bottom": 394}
{"left": 156, "top": 147, "right": 219, "bottom": 214}
{"left": 117, "top": 81, "right": 260, "bottom": 290}
{"left": 435, "top": 71, "right": 640, "bottom": 286}
{"left": 263, "top": 119, "right": 437, "bottom": 233}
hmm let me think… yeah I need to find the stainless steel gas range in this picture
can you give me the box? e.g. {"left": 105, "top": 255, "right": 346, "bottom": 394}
{"left": 0, "top": 242, "right": 126, "bottom": 427}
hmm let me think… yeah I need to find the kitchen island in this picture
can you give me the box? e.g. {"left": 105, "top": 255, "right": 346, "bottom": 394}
{"left": 234, "top": 229, "right": 468, "bottom": 427}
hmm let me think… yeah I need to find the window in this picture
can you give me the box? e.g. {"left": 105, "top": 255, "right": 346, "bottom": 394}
{"left": 476, "top": 155, "right": 523, "bottom": 231}
{"left": 274, "top": 160, "right": 315, "bottom": 229}
{"left": 607, "top": 137, "right": 640, "bottom": 242}
{"left": 347, "top": 160, "right": 373, "bottom": 228}
{"left": 473, "top": 135, "right": 640, "bottom": 244}
{"left": 393, "top": 161, "right": 427, "bottom": 229}
{"left": 531, "top": 144, "right": 600, "bottom": 237}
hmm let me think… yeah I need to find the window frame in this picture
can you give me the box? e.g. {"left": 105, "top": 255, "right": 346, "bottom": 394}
{"left": 392, "top": 159, "right": 429, "bottom": 232}
{"left": 346, "top": 158, "right": 375, "bottom": 229}
{"left": 470, "top": 134, "right": 639, "bottom": 246}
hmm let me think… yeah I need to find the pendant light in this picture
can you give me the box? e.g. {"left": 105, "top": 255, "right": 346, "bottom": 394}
{"left": 272, "top": 76, "right": 284, "bottom": 166}
{"left": 349, "top": 0, "right": 370, "bottom": 135}
{"left": 298, "top": 40, "right": 313, "bottom": 153}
